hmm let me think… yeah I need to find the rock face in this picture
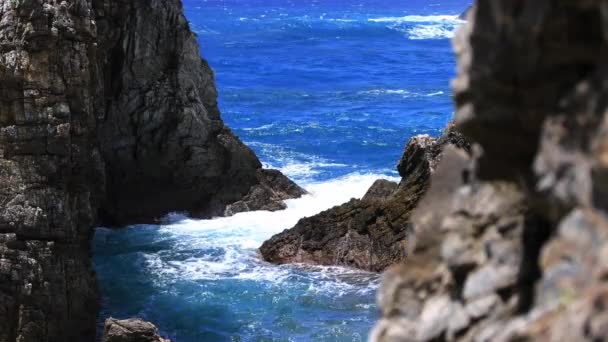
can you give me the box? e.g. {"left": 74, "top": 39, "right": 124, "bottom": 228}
{"left": 372, "top": 2, "right": 608, "bottom": 341}
{"left": 260, "top": 125, "right": 470, "bottom": 272}
{"left": 102, "top": 318, "right": 170, "bottom": 342}
{"left": 95, "top": 1, "right": 304, "bottom": 224}
{"left": 0, "top": 0, "right": 302, "bottom": 341}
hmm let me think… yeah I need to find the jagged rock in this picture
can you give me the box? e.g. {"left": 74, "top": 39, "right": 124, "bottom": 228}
{"left": 373, "top": 1, "right": 608, "bottom": 341}
{"left": 102, "top": 318, "right": 170, "bottom": 342}
{"left": 0, "top": 0, "right": 301, "bottom": 341}
{"left": 224, "top": 169, "right": 306, "bottom": 216}
{"left": 260, "top": 125, "right": 470, "bottom": 272}
{"left": 362, "top": 179, "right": 399, "bottom": 202}
{"left": 94, "top": 0, "right": 303, "bottom": 224}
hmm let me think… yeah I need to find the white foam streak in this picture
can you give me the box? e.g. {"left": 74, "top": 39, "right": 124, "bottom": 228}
{"left": 359, "top": 89, "right": 446, "bottom": 97}
{"left": 368, "top": 15, "right": 463, "bottom": 23}
{"left": 408, "top": 25, "right": 456, "bottom": 40}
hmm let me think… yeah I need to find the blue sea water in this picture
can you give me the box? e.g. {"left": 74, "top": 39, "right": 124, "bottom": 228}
{"left": 93, "top": 1, "right": 469, "bottom": 341}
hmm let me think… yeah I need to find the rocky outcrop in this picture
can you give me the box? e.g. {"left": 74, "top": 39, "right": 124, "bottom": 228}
{"left": 95, "top": 0, "right": 304, "bottom": 225}
{"left": 224, "top": 169, "right": 306, "bottom": 216}
{"left": 372, "top": 2, "right": 608, "bottom": 341}
{"left": 260, "top": 125, "right": 470, "bottom": 272}
{"left": 102, "top": 318, "right": 170, "bottom": 342}
{"left": 0, "top": 0, "right": 302, "bottom": 341}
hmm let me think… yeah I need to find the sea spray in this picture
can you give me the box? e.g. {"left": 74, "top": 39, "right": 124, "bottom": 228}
{"left": 94, "top": 173, "right": 395, "bottom": 341}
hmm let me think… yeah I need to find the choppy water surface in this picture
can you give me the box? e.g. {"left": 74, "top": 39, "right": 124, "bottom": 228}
{"left": 94, "top": 0, "right": 468, "bottom": 340}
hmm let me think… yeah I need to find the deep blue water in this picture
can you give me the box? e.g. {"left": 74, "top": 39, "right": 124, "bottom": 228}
{"left": 94, "top": 1, "right": 468, "bottom": 341}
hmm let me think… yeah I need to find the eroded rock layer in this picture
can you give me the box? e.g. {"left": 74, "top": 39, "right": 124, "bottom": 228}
{"left": 372, "top": 2, "right": 608, "bottom": 341}
{"left": 0, "top": 0, "right": 302, "bottom": 341}
{"left": 260, "top": 125, "right": 470, "bottom": 272}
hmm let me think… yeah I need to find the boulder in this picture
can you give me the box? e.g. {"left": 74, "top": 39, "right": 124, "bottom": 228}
{"left": 102, "top": 318, "right": 170, "bottom": 342}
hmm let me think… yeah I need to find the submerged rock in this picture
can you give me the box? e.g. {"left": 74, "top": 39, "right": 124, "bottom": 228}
{"left": 372, "top": 1, "right": 608, "bottom": 341}
{"left": 102, "top": 318, "right": 170, "bottom": 342}
{"left": 260, "top": 124, "right": 470, "bottom": 272}
{"left": 0, "top": 0, "right": 302, "bottom": 340}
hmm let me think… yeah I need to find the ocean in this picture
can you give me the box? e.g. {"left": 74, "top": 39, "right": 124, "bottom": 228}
{"left": 93, "top": 0, "right": 469, "bottom": 340}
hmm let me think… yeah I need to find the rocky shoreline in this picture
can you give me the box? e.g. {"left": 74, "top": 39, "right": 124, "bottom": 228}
{"left": 3, "top": 0, "right": 608, "bottom": 341}
{"left": 0, "top": 0, "right": 302, "bottom": 341}
{"left": 260, "top": 2, "right": 608, "bottom": 341}
{"left": 372, "top": 2, "right": 608, "bottom": 341}
{"left": 260, "top": 124, "right": 470, "bottom": 272}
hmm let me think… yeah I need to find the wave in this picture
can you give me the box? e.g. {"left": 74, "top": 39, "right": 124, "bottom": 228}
{"left": 358, "top": 89, "right": 446, "bottom": 97}
{"left": 368, "top": 15, "right": 463, "bottom": 23}
{"left": 407, "top": 25, "right": 458, "bottom": 40}
{"left": 122, "top": 173, "right": 395, "bottom": 288}
{"left": 368, "top": 14, "right": 464, "bottom": 40}
{"left": 276, "top": 161, "right": 349, "bottom": 179}
{"left": 223, "top": 13, "right": 463, "bottom": 40}
{"left": 241, "top": 123, "right": 275, "bottom": 131}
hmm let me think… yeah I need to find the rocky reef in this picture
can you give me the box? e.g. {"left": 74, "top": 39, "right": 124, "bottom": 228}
{"left": 260, "top": 125, "right": 470, "bottom": 272}
{"left": 371, "top": 2, "right": 608, "bottom": 341}
{"left": 0, "top": 0, "right": 302, "bottom": 341}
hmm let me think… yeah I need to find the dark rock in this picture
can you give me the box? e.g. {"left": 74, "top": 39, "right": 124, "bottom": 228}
{"left": 102, "top": 318, "right": 170, "bottom": 342}
{"left": 0, "top": 0, "right": 301, "bottom": 341}
{"left": 373, "top": 1, "right": 608, "bottom": 341}
{"left": 94, "top": 1, "right": 302, "bottom": 225}
{"left": 362, "top": 179, "right": 399, "bottom": 202}
{"left": 224, "top": 169, "right": 307, "bottom": 216}
{"left": 260, "top": 125, "right": 470, "bottom": 272}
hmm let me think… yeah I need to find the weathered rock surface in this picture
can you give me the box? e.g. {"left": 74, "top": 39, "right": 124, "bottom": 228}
{"left": 94, "top": 0, "right": 304, "bottom": 224}
{"left": 0, "top": 0, "right": 302, "bottom": 341}
{"left": 102, "top": 318, "right": 170, "bottom": 342}
{"left": 260, "top": 125, "right": 470, "bottom": 272}
{"left": 372, "top": 2, "right": 608, "bottom": 341}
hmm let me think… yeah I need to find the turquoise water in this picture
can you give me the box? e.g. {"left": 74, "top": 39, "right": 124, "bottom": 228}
{"left": 94, "top": 0, "right": 468, "bottom": 340}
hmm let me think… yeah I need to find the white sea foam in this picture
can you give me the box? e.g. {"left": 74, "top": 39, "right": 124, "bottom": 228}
{"left": 368, "top": 15, "right": 463, "bottom": 23}
{"left": 277, "top": 161, "right": 348, "bottom": 179}
{"left": 368, "top": 14, "right": 464, "bottom": 40}
{"left": 140, "top": 173, "right": 392, "bottom": 288}
{"left": 159, "top": 173, "right": 392, "bottom": 246}
{"left": 407, "top": 24, "right": 457, "bottom": 40}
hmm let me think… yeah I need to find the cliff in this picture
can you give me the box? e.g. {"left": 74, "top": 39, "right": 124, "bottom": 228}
{"left": 260, "top": 125, "right": 470, "bottom": 272}
{"left": 372, "top": 2, "right": 608, "bottom": 341}
{"left": 0, "top": 0, "right": 302, "bottom": 341}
